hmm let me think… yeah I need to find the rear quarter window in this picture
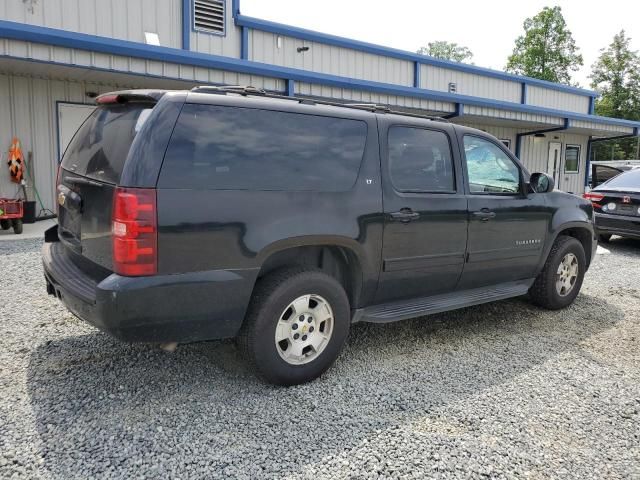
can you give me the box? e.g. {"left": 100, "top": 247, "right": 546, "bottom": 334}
{"left": 158, "top": 104, "right": 368, "bottom": 191}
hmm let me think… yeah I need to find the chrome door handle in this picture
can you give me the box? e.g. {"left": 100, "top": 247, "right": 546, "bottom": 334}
{"left": 472, "top": 210, "right": 496, "bottom": 221}
{"left": 389, "top": 208, "right": 420, "bottom": 223}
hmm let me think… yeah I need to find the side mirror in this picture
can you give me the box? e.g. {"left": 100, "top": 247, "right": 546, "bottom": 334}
{"left": 529, "top": 172, "right": 555, "bottom": 193}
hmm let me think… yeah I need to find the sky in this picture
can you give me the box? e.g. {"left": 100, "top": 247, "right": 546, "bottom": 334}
{"left": 242, "top": 0, "right": 640, "bottom": 88}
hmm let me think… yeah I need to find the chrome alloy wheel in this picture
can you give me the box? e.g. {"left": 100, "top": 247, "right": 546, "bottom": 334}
{"left": 274, "top": 294, "right": 334, "bottom": 365}
{"left": 556, "top": 253, "right": 579, "bottom": 297}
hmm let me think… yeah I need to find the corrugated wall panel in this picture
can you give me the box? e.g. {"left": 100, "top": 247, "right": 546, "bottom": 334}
{"left": 0, "top": 39, "right": 284, "bottom": 91}
{"left": 571, "top": 120, "right": 634, "bottom": 135}
{"left": 422, "top": 65, "right": 521, "bottom": 103}
{"left": 527, "top": 85, "right": 590, "bottom": 115}
{"left": 296, "top": 82, "right": 455, "bottom": 114}
{"left": 0, "top": 0, "right": 182, "bottom": 48}
{"left": 250, "top": 31, "right": 414, "bottom": 87}
{"left": 464, "top": 105, "right": 564, "bottom": 126}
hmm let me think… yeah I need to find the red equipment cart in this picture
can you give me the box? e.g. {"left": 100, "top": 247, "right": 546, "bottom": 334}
{"left": 0, "top": 198, "right": 23, "bottom": 234}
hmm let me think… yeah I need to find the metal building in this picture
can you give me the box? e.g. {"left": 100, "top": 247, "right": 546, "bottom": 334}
{"left": 0, "top": 0, "right": 638, "bottom": 212}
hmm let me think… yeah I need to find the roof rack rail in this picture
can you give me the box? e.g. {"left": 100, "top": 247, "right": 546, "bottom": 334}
{"left": 345, "top": 103, "right": 392, "bottom": 113}
{"left": 189, "top": 85, "right": 449, "bottom": 123}
{"left": 191, "top": 85, "right": 267, "bottom": 96}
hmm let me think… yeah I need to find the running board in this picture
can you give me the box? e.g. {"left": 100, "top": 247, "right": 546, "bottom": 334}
{"left": 352, "top": 279, "right": 534, "bottom": 324}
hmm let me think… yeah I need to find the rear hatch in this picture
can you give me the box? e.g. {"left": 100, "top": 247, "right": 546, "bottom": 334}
{"left": 57, "top": 94, "right": 157, "bottom": 271}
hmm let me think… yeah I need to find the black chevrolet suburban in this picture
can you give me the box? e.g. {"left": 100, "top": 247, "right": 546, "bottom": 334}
{"left": 44, "top": 87, "right": 597, "bottom": 385}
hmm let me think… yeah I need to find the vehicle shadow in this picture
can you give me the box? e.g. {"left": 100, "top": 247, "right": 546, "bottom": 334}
{"left": 603, "top": 236, "right": 640, "bottom": 253}
{"left": 26, "top": 292, "right": 624, "bottom": 478}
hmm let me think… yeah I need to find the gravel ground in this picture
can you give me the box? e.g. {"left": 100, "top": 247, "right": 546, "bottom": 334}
{"left": 1, "top": 237, "right": 639, "bottom": 479}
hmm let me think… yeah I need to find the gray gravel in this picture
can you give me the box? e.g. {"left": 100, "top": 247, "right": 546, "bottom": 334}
{"left": 1, "top": 237, "right": 639, "bottom": 479}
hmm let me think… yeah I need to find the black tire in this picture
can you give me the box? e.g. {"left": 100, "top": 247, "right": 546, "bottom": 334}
{"left": 529, "top": 236, "right": 586, "bottom": 310}
{"left": 237, "top": 267, "right": 350, "bottom": 386}
{"left": 599, "top": 234, "right": 612, "bottom": 243}
{"left": 12, "top": 219, "right": 23, "bottom": 235}
{"left": 0, "top": 220, "right": 9, "bottom": 230}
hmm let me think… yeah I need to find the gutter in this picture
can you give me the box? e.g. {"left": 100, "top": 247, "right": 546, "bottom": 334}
{"left": 515, "top": 119, "right": 570, "bottom": 158}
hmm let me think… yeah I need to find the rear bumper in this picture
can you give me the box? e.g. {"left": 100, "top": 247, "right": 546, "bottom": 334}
{"left": 42, "top": 242, "right": 258, "bottom": 342}
{"left": 595, "top": 212, "right": 640, "bottom": 239}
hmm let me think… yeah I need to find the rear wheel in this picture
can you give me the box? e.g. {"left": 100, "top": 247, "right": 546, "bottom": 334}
{"left": 599, "top": 234, "right": 612, "bottom": 243}
{"left": 0, "top": 220, "right": 9, "bottom": 230}
{"left": 529, "top": 236, "right": 586, "bottom": 310}
{"left": 12, "top": 219, "right": 23, "bottom": 235}
{"left": 237, "top": 268, "right": 350, "bottom": 386}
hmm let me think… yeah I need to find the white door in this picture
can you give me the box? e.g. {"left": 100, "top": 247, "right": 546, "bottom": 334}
{"left": 547, "top": 142, "right": 562, "bottom": 189}
{"left": 57, "top": 103, "right": 96, "bottom": 160}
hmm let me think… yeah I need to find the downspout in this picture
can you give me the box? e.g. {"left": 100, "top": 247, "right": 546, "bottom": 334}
{"left": 515, "top": 118, "right": 570, "bottom": 159}
{"left": 443, "top": 103, "right": 463, "bottom": 120}
{"left": 181, "top": 0, "right": 190, "bottom": 50}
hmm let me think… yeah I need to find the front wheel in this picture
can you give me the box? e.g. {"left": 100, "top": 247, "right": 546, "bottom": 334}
{"left": 237, "top": 268, "right": 350, "bottom": 386}
{"left": 0, "top": 220, "right": 9, "bottom": 230}
{"left": 529, "top": 236, "right": 586, "bottom": 310}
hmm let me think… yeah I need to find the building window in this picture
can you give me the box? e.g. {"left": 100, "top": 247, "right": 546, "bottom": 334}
{"left": 565, "top": 145, "right": 581, "bottom": 173}
{"left": 500, "top": 139, "right": 511, "bottom": 151}
{"left": 193, "top": 0, "right": 225, "bottom": 36}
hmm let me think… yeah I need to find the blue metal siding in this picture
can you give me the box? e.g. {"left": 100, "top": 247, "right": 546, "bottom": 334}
{"left": 0, "top": 19, "right": 638, "bottom": 130}
{"left": 235, "top": 13, "right": 597, "bottom": 98}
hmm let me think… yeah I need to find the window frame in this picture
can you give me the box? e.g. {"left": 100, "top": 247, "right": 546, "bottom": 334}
{"left": 500, "top": 139, "right": 512, "bottom": 151}
{"left": 192, "top": 0, "right": 226, "bottom": 37}
{"left": 386, "top": 125, "right": 458, "bottom": 195}
{"left": 564, "top": 144, "right": 581, "bottom": 174}
{"left": 461, "top": 134, "right": 524, "bottom": 197}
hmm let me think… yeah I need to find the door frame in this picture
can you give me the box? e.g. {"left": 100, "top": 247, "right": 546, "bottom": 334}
{"left": 547, "top": 141, "right": 563, "bottom": 189}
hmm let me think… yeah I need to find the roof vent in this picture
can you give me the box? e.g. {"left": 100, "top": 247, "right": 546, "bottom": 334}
{"left": 194, "top": 0, "right": 225, "bottom": 35}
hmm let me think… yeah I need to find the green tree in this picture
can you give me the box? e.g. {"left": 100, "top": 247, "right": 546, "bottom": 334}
{"left": 417, "top": 41, "right": 473, "bottom": 63}
{"left": 590, "top": 31, "right": 640, "bottom": 160}
{"left": 590, "top": 30, "right": 640, "bottom": 121}
{"left": 506, "top": 6, "right": 583, "bottom": 84}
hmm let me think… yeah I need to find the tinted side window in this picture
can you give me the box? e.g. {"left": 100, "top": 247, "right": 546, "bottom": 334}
{"left": 388, "top": 127, "right": 455, "bottom": 192}
{"left": 463, "top": 136, "right": 521, "bottom": 194}
{"left": 159, "top": 104, "right": 367, "bottom": 191}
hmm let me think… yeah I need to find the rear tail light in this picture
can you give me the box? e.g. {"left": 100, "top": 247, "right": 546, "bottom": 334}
{"left": 583, "top": 192, "right": 604, "bottom": 208}
{"left": 112, "top": 187, "right": 157, "bottom": 276}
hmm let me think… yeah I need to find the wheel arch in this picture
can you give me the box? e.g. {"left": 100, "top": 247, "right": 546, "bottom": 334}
{"left": 254, "top": 237, "right": 372, "bottom": 309}
{"left": 540, "top": 221, "right": 595, "bottom": 273}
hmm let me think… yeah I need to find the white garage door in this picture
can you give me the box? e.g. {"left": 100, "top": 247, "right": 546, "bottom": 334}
{"left": 57, "top": 103, "right": 96, "bottom": 160}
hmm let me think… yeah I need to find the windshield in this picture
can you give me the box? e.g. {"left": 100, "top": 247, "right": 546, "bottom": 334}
{"left": 61, "top": 104, "right": 154, "bottom": 184}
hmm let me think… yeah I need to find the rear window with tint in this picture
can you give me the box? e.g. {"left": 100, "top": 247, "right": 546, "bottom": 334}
{"left": 61, "top": 104, "right": 154, "bottom": 184}
{"left": 159, "top": 104, "right": 368, "bottom": 191}
{"left": 600, "top": 168, "right": 640, "bottom": 189}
